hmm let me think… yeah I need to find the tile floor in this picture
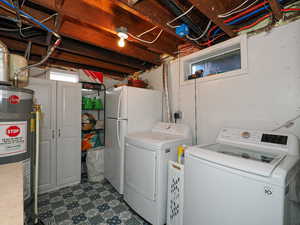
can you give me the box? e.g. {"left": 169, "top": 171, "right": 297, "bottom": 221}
{"left": 38, "top": 179, "right": 150, "bottom": 225}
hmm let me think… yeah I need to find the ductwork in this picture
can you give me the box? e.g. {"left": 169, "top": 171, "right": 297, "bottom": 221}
{"left": 0, "top": 40, "right": 9, "bottom": 84}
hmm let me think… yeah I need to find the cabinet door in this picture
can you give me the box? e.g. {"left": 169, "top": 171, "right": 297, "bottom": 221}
{"left": 56, "top": 81, "right": 81, "bottom": 187}
{"left": 27, "top": 78, "right": 57, "bottom": 193}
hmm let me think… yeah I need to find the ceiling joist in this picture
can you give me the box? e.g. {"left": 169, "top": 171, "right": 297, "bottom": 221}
{"left": 186, "top": 0, "right": 236, "bottom": 37}
{"left": 0, "top": 0, "right": 296, "bottom": 77}
{"left": 58, "top": 0, "right": 179, "bottom": 56}
{"left": 268, "top": 0, "right": 283, "bottom": 20}
{"left": 111, "top": 0, "right": 187, "bottom": 42}
{"left": 60, "top": 19, "right": 161, "bottom": 65}
{"left": 0, "top": 35, "right": 136, "bottom": 74}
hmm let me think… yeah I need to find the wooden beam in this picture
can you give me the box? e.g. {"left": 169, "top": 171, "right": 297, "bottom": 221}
{"left": 28, "top": 56, "right": 127, "bottom": 76}
{"left": 0, "top": 35, "right": 137, "bottom": 74}
{"left": 186, "top": 0, "right": 236, "bottom": 37}
{"left": 110, "top": 0, "right": 187, "bottom": 42}
{"left": 58, "top": 38, "right": 152, "bottom": 70}
{"left": 0, "top": 4, "right": 57, "bottom": 30}
{"left": 60, "top": 0, "right": 178, "bottom": 55}
{"left": 29, "top": 0, "right": 179, "bottom": 55}
{"left": 0, "top": 14, "right": 152, "bottom": 71}
{"left": 16, "top": 0, "right": 163, "bottom": 63}
{"left": 268, "top": 0, "right": 283, "bottom": 20}
{"left": 60, "top": 19, "right": 161, "bottom": 65}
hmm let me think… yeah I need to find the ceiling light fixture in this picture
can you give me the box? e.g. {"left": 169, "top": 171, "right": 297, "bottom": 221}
{"left": 116, "top": 27, "right": 128, "bottom": 48}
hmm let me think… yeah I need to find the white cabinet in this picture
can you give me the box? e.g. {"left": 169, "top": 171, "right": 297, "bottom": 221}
{"left": 56, "top": 81, "right": 81, "bottom": 186}
{"left": 28, "top": 78, "right": 81, "bottom": 193}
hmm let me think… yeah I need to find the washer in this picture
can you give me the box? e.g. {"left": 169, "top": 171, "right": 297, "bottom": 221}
{"left": 184, "top": 127, "right": 300, "bottom": 225}
{"left": 124, "top": 122, "right": 192, "bottom": 225}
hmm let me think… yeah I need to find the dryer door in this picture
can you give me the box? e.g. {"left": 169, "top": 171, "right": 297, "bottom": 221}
{"left": 125, "top": 143, "right": 157, "bottom": 201}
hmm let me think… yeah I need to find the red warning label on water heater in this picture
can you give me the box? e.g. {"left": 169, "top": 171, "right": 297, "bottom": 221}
{"left": 0, "top": 122, "right": 27, "bottom": 157}
{"left": 6, "top": 126, "right": 21, "bottom": 137}
{"left": 8, "top": 95, "right": 20, "bottom": 104}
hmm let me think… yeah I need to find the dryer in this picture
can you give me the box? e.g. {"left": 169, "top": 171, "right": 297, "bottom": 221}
{"left": 124, "top": 122, "right": 192, "bottom": 225}
{"left": 184, "top": 127, "right": 300, "bottom": 225}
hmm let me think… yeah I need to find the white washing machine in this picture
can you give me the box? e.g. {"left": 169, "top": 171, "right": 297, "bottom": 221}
{"left": 184, "top": 127, "right": 300, "bottom": 225}
{"left": 124, "top": 122, "right": 192, "bottom": 225}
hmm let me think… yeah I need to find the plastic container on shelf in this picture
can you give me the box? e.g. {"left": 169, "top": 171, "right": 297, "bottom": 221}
{"left": 93, "top": 97, "right": 103, "bottom": 110}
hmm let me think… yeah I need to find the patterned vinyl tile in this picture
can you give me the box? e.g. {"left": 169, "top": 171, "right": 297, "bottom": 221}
{"left": 38, "top": 179, "right": 151, "bottom": 225}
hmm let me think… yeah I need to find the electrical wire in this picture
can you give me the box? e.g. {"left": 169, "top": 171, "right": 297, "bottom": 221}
{"left": 210, "top": 0, "right": 281, "bottom": 37}
{"left": 20, "top": 0, "right": 26, "bottom": 8}
{"left": 0, "top": 13, "right": 58, "bottom": 32}
{"left": 226, "top": 0, "right": 285, "bottom": 25}
{"left": 205, "top": 8, "right": 299, "bottom": 45}
{"left": 199, "top": 33, "right": 226, "bottom": 46}
{"left": 282, "top": 8, "right": 300, "bottom": 11}
{"left": 0, "top": 0, "right": 57, "bottom": 35}
{"left": 11, "top": 0, "right": 26, "bottom": 38}
{"left": 237, "top": 8, "right": 300, "bottom": 31}
{"left": 0, "top": 0, "right": 62, "bottom": 82}
{"left": 0, "top": 3, "right": 23, "bottom": 15}
{"left": 224, "top": 1, "right": 268, "bottom": 23}
{"left": 166, "top": 5, "right": 194, "bottom": 28}
{"left": 186, "top": 20, "right": 212, "bottom": 41}
{"left": 218, "top": 0, "right": 251, "bottom": 17}
{"left": 237, "top": 13, "right": 271, "bottom": 31}
{"left": 197, "top": 3, "right": 300, "bottom": 46}
{"left": 15, "top": 38, "right": 61, "bottom": 81}
{"left": 137, "top": 26, "right": 157, "bottom": 37}
{"left": 272, "top": 114, "right": 300, "bottom": 131}
{"left": 128, "top": 29, "right": 163, "bottom": 44}
{"left": 218, "top": 0, "right": 260, "bottom": 18}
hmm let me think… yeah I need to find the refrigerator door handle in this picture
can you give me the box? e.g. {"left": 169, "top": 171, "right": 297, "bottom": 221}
{"left": 117, "top": 120, "right": 121, "bottom": 149}
{"left": 117, "top": 89, "right": 123, "bottom": 120}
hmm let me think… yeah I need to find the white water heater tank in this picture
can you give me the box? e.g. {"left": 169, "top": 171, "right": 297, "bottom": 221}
{"left": 9, "top": 54, "right": 29, "bottom": 87}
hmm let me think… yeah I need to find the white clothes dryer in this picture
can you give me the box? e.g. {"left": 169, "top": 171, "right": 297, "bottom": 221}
{"left": 124, "top": 122, "right": 192, "bottom": 225}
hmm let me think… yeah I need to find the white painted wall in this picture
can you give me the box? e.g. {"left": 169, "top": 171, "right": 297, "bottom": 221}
{"left": 141, "top": 65, "right": 176, "bottom": 122}
{"left": 141, "top": 19, "right": 300, "bottom": 145}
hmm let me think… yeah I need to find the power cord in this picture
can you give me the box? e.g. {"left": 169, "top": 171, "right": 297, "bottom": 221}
{"left": 272, "top": 114, "right": 300, "bottom": 132}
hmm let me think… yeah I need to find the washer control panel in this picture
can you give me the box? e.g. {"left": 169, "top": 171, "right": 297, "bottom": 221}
{"left": 217, "top": 128, "right": 299, "bottom": 154}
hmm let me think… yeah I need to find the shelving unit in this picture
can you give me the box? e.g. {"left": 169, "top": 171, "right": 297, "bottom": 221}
{"left": 81, "top": 81, "right": 106, "bottom": 181}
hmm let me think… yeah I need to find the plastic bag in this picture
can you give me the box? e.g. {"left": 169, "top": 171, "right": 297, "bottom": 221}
{"left": 86, "top": 148, "right": 104, "bottom": 182}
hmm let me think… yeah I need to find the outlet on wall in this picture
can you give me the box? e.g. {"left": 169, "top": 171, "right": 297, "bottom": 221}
{"left": 174, "top": 111, "right": 183, "bottom": 121}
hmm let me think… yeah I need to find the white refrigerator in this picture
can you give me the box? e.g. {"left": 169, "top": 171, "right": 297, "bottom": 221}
{"left": 105, "top": 86, "right": 162, "bottom": 194}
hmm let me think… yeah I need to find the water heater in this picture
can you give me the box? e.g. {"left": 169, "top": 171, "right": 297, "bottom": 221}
{"left": 0, "top": 41, "right": 34, "bottom": 206}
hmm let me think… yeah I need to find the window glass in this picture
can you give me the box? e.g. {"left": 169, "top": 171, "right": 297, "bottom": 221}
{"left": 191, "top": 49, "right": 241, "bottom": 78}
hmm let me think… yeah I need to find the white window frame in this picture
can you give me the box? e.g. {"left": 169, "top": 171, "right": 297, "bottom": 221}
{"left": 180, "top": 34, "right": 248, "bottom": 86}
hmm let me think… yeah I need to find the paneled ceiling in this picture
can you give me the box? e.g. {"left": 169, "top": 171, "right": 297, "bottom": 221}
{"left": 0, "top": 0, "right": 298, "bottom": 76}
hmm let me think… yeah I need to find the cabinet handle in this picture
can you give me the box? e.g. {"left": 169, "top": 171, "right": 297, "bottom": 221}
{"left": 58, "top": 129, "right": 61, "bottom": 137}
{"left": 52, "top": 130, "right": 55, "bottom": 139}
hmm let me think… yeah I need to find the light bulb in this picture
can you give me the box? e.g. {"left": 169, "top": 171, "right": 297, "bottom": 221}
{"left": 118, "top": 38, "right": 125, "bottom": 47}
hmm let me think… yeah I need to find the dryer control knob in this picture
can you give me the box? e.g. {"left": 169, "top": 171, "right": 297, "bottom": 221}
{"left": 241, "top": 131, "right": 250, "bottom": 138}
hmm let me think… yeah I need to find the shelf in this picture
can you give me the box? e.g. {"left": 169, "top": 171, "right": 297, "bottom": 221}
{"left": 81, "top": 82, "right": 106, "bottom": 91}
{"left": 82, "top": 109, "right": 104, "bottom": 111}
{"left": 82, "top": 128, "right": 104, "bottom": 134}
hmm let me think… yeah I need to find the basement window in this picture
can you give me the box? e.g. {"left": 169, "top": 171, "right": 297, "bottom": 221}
{"left": 181, "top": 35, "right": 248, "bottom": 85}
{"left": 50, "top": 70, "right": 79, "bottom": 83}
{"left": 191, "top": 49, "right": 241, "bottom": 78}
